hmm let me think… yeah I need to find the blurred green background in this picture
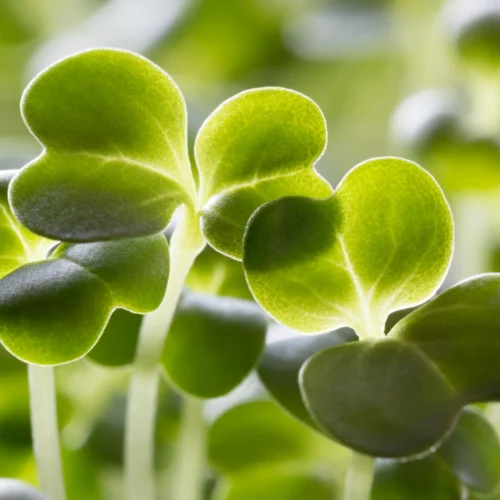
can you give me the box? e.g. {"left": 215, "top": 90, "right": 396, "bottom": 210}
{"left": 1, "top": 0, "right": 500, "bottom": 498}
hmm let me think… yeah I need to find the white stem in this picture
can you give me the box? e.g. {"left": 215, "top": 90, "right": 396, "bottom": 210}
{"left": 28, "top": 364, "right": 66, "bottom": 500}
{"left": 170, "top": 398, "right": 205, "bottom": 500}
{"left": 124, "top": 206, "right": 205, "bottom": 500}
{"left": 342, "top": 452, "right": 375, "bottom": 500}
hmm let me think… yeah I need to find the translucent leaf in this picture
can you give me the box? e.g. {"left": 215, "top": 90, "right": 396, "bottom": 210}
{"left": 10, "top": 48, "right": 196, "bottom": 241}
{"left": 244, "top": 157, "right": 453, "bottom": 337}
{"left": 196, "top": 88, "right": 332, "bottom": 260}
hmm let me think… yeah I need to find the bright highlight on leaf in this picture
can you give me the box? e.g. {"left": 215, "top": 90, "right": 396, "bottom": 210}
{"left": 244, "top": 157, "right": 454, "bottom": 338}
{"left": 300, "top": 274, "right": 500, "bottom": 457}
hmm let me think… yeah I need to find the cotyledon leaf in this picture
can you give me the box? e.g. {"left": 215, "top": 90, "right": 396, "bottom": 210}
{"left": 162, "top": 291, "right": 267, "bottom": 398}
{"left": 0, "top": 170, "right": 53, "bottom": 278}
{"left": 196, "top": 87, "right": 333, "bottom": 260}
{"left": 0, "top": 234, "right": 169, "bottom": 365}
{"left": 258, "top": 328, "right": 356, "bottom": 428}
{"left": 243, "top": 157, "right": 453, "bottom": 337}
{"left": 10, "top": 48, "right": 196, "bottom": 241}
{"left": 300, "top": 274, "right": 500, "bottom": 458}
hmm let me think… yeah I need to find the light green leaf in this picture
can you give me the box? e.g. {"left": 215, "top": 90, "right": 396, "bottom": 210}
{"left": 87, "top": 309, "right": 142, "bottom": 368}
{"left": 216, "top": 467, "right": 336, "bottom": 500}
{"left": 372, "top": 457, "right": 461, "bottom": 500}
{"left": 186, "top": 245, "right": 253, "bottom": 300}
{"left": 0, "top": 235, "right": 169, "bottom": 365}
{"left": 0, "top": 170, "right": 52, "bottom": 279}
{"left": 244, "top": 157, "right": 453, "bottom": 337}
{"left": 258, "top": 328, "right": 356, "bottom": 428}
{"left": 300, "top": 274, "right": 500, "bottom": 458}
{"left": 437, "top": 407, "right": 500, "bottom": 494}
{"left": 162, "top": 291, "right": 267, "bottom": 398}
{"left": 196, "top": 87, "right": 333, "bottom": 260}
{"left": 10, "top": 48, "right": 196, "bottom": 241}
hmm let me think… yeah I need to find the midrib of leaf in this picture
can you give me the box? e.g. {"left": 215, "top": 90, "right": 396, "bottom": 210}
{"left": 203, "top": 166, "right": 323, "bottom": 203}
{"left": 338, "top": 235, "right": 379, "bottom": 339}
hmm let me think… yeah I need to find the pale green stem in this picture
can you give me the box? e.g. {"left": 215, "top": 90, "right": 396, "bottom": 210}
{"left": 469, "top": 71, "right": 500, "bottom": 137}
{"left": 342, "top": 452, "right": 375, "bottom": 500}
{"left": 28, "top": 364, "right": 66, "bottom": 500}
{"left": 124, "top": 206, "right": 205, "bottom": 500}
{"left": 170, "top": 398, "right": 205, "bottom": 500}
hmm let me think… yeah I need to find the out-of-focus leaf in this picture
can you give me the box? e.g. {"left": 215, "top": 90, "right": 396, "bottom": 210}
{"left": 163, "top": 292, "right": 267, "bottom": 398}
{"left": 186, "top": 245, "right": 252, "bottom": 300}
{"left": 196, "top": 88, "right": 332, "bottom": 260}
{"left": 437, "top": 407, "right": 500, "bottom": 494}
{"left": 372, "top": 457, "right": 461, "bottom": 500}
{"left": 216, "top": 467, "right": 336, "bottom": 500}
{"left": 87, "top": 309, "right": 142, "bottom": 368}
{"left": 207, "top": 400, "right": 327, "bottom": 475}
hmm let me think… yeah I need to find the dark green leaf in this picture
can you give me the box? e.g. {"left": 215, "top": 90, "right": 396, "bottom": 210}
{"left": 300, "top": 274, "right": 500, "bottom": 458}
{"left": 258, "top": 328, "right": 356, "bottom": 427}
{"left": 162, "top": 292, "right": 267, "bottom": 398}
{"left": 87, "top": 309, "right": 142, "bottom": 367}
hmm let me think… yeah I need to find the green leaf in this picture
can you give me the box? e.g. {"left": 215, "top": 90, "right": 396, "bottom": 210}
{"left": 87, "top": 309, "right": 142, "bottom": 367}
{"left": 0, "top": 235, "right": 169, "bottom": 365}
{"left": 162, "top": 291, "right": 267, "bottom": 398}
{"left": 300, "top": 274, "right": 500, "bottom": 458}
{"left": 207, "top": 400, "right": 327, "bottom": 475}
{"left": 54, "top": 234, "right": 169, "bottom": 313}
{"left": 0, "top": 170, "right": 52, "bottom": 279}
{"left": 258, "top": 328, "right": 356, "bottom": 428}
{"left": 216, "top": 467, "right": 336, "bottom": 500}
{"left": 196, "top": 87, "right": 333, "bottom": 260}
{"left": 11, "top": 48, "right": 196, "bottom": 241}
{"left": 372, "top": 457, "right": 461, "bottom": 500}
{"left": 186, "top": 245, "right": 253, "bottom": 300}
{"left": 244, "top": 157, "right": 453, "bottom": 337}
{"left": 437, "top": 407, "right": 500, "bottom": 494}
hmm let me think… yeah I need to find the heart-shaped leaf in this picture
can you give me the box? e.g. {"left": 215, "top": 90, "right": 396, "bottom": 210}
{"left": 437, "top": 407, "right": 500, "bottom": 494}
{"left": 10, "top": 48, "right": 196, "bottom": 241}
{"left": 300, "top": 274, "right": 500, "bottom": 457}
{"left": 215, "top": 467, "right": 336, "bottom": 500}
{"left": 196, "top": 87, "right": 333, "bottom": 260}
{"left": 0, "top": 234, "right": 169, "bottom": 365}
{"left": 258, "top": 328, "right": 356, "bottom": 427}
{"left": 244, "top": 157, "right": 453, "bottom": 337}
{"left": 162, "top": 291, "right": 267, "bottom": 398}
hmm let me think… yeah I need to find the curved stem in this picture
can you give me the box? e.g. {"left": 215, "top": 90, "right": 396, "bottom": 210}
{"left": 124, "top": 206, "right": 205, "bottom": 500}
{"left": 342, "top": 451, "right": 375, "bottom": 500}
{"left": 28, "top": 364, "right": 66, "bottom": 500}
{"left": 171, "top": 398, "right": 205, "bottom": 500}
